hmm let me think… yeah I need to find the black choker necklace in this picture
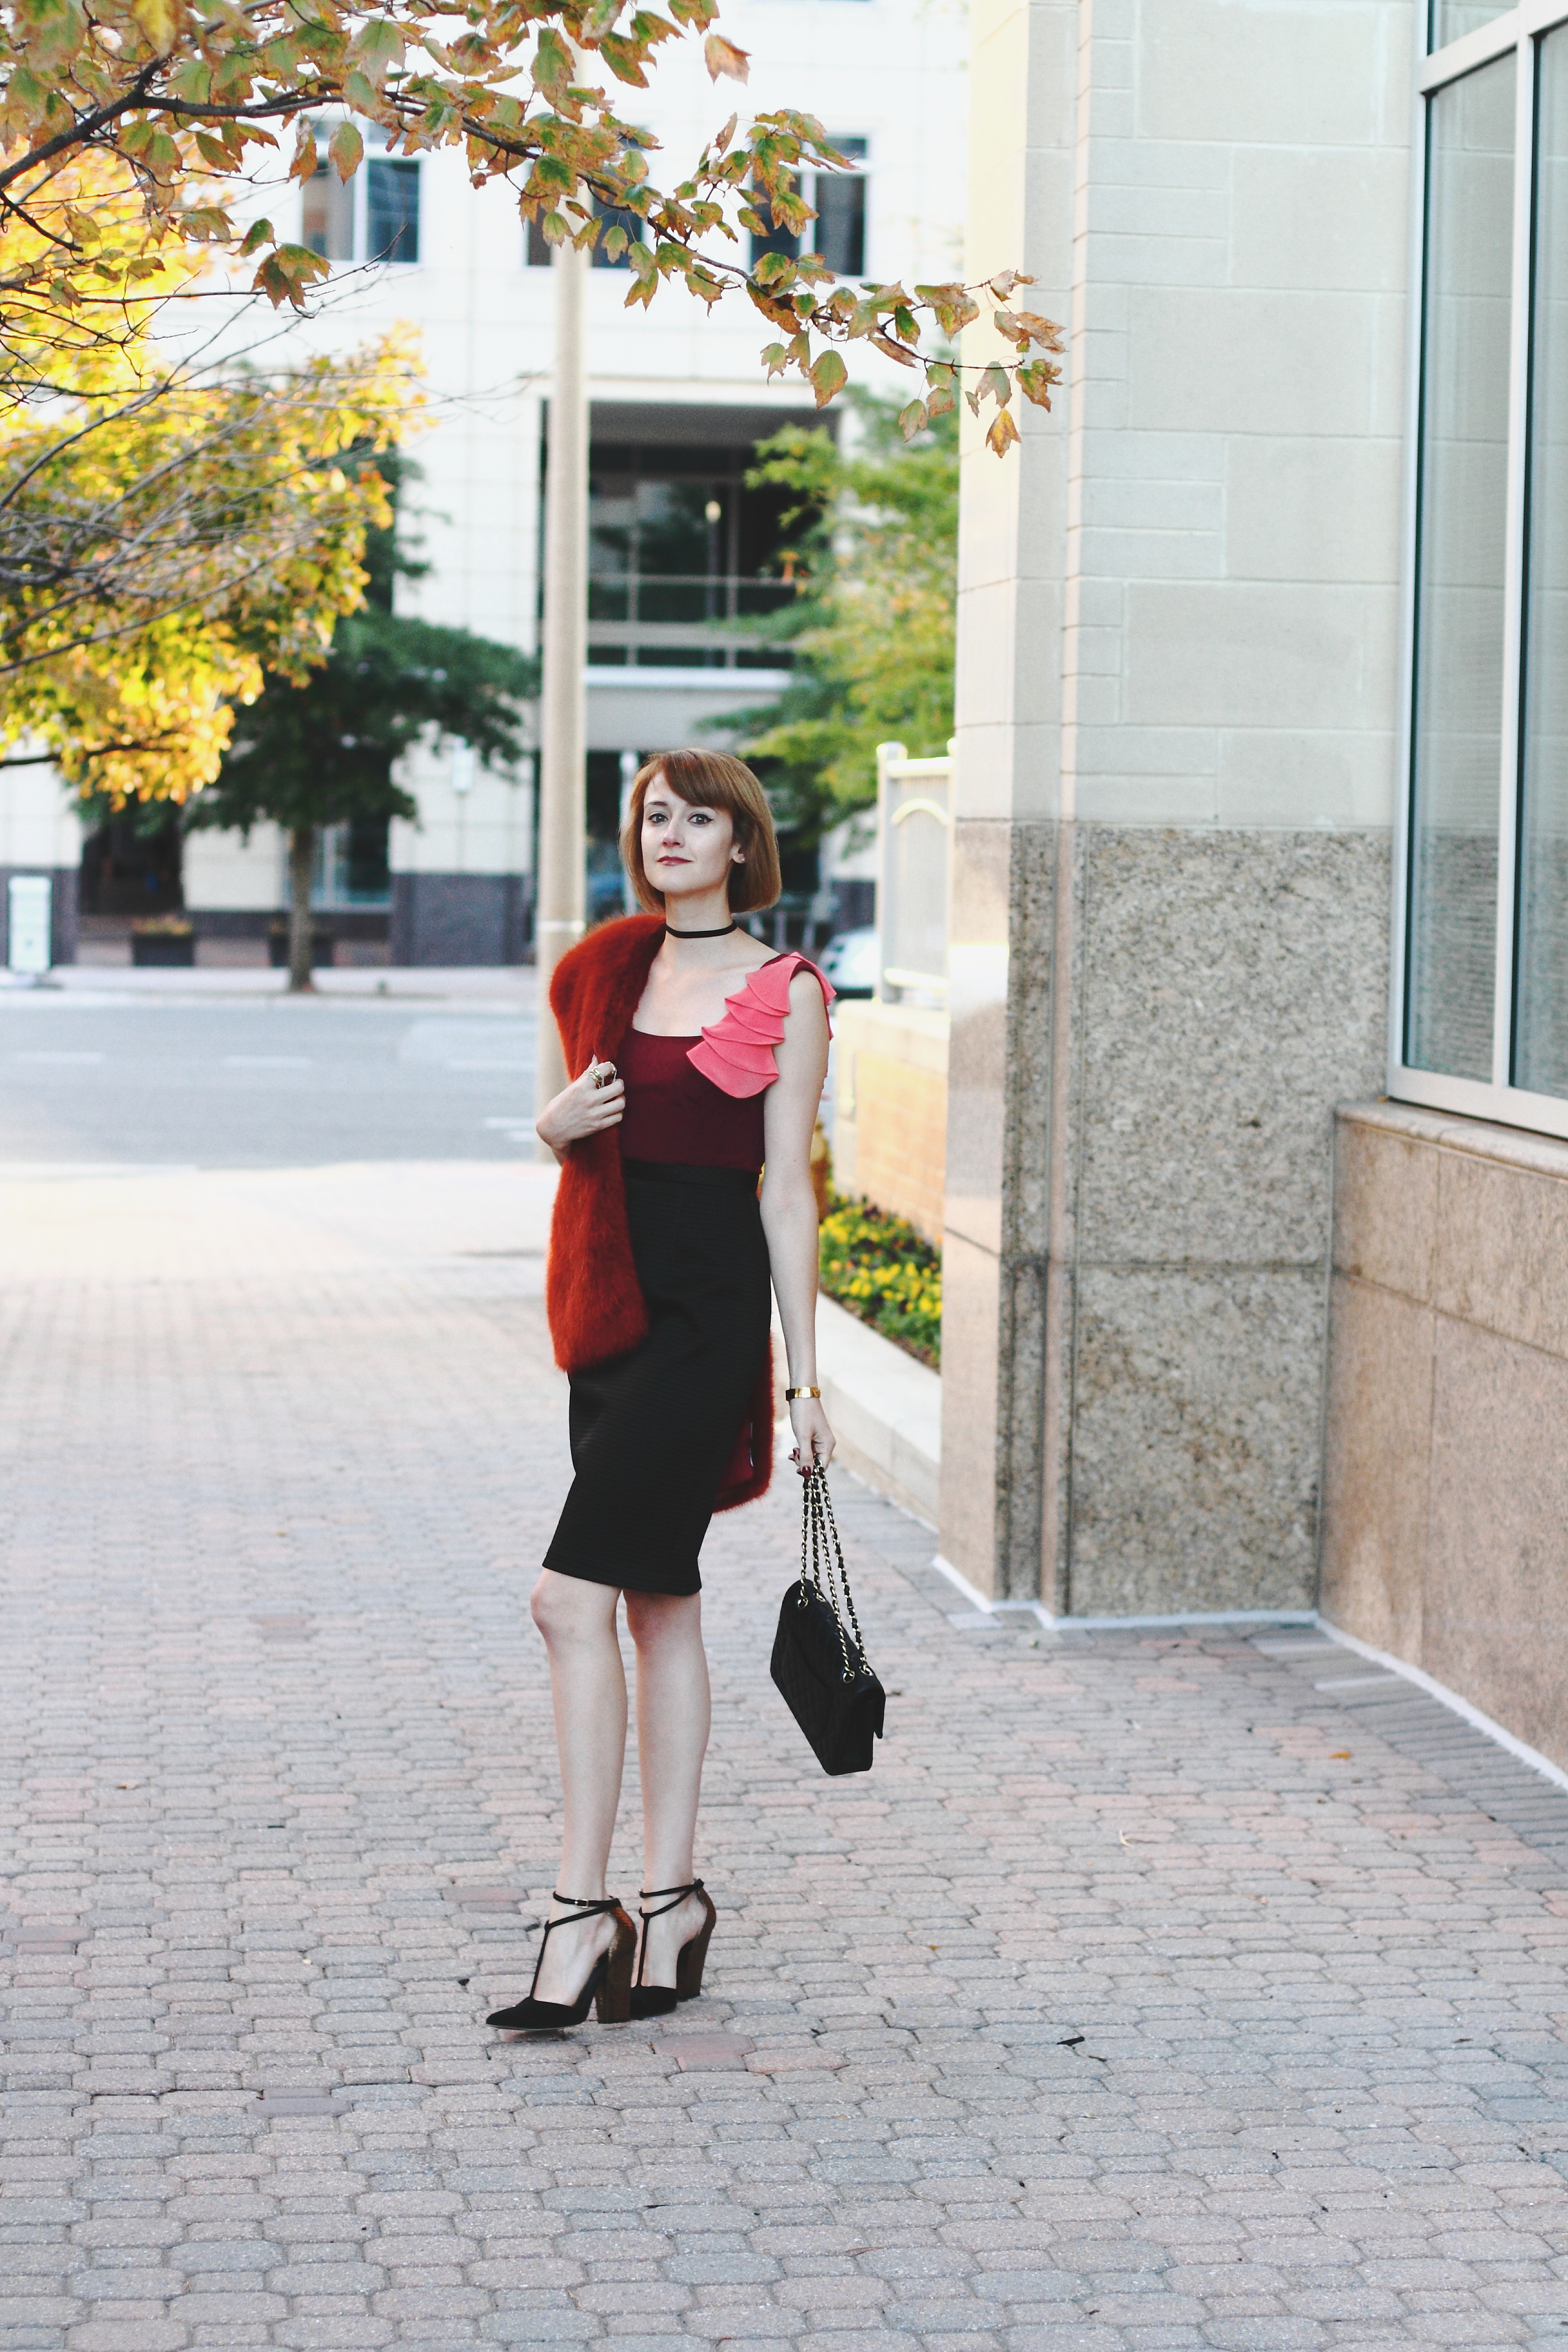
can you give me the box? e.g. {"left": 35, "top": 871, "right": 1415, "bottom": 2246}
{"left": 664, "top": 919, "right": 737, "bottom": 938}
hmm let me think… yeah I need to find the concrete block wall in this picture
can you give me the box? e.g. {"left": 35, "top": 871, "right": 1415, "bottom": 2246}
{"left": 831, "top": 1002, "right": 950, "bottom": 1243}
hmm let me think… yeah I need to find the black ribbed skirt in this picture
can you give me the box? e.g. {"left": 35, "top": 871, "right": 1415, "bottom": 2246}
{"left": 542, "top": 1163, "right": 772, "bottom": 1596}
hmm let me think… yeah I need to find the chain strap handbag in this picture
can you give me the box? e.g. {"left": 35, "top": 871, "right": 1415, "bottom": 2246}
{"left": 769, "top": 1462, "right": 886, "bottom": 1775}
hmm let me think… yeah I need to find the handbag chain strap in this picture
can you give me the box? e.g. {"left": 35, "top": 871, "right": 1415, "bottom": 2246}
{"left": 798, "top": 1462, "right": 872, "bottom": 1684}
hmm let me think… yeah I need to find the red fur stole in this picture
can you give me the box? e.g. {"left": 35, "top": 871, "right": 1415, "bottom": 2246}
{"left": 545, "top": 914, "right": 774, "bottom": 1512}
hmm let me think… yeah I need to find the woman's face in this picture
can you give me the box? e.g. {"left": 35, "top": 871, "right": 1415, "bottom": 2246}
{"left": 641, "top": 776, "right": 744, "bottom": 904}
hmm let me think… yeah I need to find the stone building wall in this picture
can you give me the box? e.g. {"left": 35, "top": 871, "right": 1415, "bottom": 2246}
{"left": 1322, "top": 1102, "right": 1568, "bottom": 1773}
{"left": 941, "top": 0, "right": 1412, "bottom": 1607}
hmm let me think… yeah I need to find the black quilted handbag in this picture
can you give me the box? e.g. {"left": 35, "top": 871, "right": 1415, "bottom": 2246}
{"left": 770, "top": 1463, "right": 886, "bottom": 1775}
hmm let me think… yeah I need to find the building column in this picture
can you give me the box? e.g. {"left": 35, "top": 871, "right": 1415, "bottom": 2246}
{"left": 535, "top": 235, "right": 590, "bottom": 1126}
{"left": 938, "top": 0, "right": 1074, "bottom": 1599}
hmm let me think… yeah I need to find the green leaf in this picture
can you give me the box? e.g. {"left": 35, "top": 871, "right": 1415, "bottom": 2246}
{"left": 809, "top": 347, "right": 846, "bottom": 408}
{"left": 240, "top": 217, "right": 274, "bottom": 256}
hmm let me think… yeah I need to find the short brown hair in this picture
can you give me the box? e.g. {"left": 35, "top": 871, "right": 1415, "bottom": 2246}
{"left": 620, "top": 748, "right": 782, "bottom": 915}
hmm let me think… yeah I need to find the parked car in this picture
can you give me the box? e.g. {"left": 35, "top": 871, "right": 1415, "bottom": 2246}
{"left": 818, "top": 926, "right": 878, "bottom": 999}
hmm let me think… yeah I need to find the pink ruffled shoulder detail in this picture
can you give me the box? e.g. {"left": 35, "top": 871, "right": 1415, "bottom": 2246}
{"left": 686, "top": 952, "right": 836, "bottom": 1100}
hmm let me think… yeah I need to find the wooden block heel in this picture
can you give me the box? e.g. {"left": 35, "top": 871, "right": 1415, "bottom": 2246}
{"left": 627, "top": 1879, "right": 717, "bottom": 2020}
{"left": 596, "top": 1911, "right": 636, "bottom": 2024}
{"left": 675, "top": 1891, "right": 717, "bottom": 2001}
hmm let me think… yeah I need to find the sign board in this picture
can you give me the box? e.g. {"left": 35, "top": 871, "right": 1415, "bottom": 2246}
{"left": 7, "top": 874, "right": 51, "bottom": 976}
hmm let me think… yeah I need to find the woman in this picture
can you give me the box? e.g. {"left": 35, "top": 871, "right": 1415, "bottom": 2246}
{"left": 486, "top": 748, "right": 836, "bottom": 2033}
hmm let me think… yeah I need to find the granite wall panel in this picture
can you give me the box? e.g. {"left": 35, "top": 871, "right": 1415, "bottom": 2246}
{"left": 1068, "top": 1264, "right": 1325, "bottom": 1615}
{"left": 1322, "top": 1100, "right": 1568, "bottom": 1772}
{"left": 1074, "top": 826, "right": 1391, "bottom": 1267}
{"left": 1319, "top": 1270, "right": 1434, "bottom": 1661}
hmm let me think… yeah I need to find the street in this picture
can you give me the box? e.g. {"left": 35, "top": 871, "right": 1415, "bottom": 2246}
{"left": 0, "top": 976, "right": 537, "bottom": 1169}
{"left": 2, "top": 981, "right": 1568, "bottom": 2348}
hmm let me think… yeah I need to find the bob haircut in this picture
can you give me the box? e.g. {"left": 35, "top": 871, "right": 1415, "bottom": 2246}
{"left": 621, "top": 748, "right": 782, "bottom": 915}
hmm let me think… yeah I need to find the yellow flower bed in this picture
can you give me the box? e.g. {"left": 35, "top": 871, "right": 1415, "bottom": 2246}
{"left": 818, "top": 1191, "right": 941, "bottom": 1367}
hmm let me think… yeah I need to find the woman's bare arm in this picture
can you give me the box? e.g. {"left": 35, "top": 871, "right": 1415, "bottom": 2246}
{"left": 760, "top": 970, "right": 834, "bottom": 1471}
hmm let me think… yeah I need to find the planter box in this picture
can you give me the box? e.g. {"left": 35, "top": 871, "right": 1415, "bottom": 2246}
{"left": 131, "top": 932, "right": 195, "bottom": 967}
{"left": 268, "top": 926, "right": 335, "bottom": 970}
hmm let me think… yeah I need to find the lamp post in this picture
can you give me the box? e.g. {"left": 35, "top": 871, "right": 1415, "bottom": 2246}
{"left": 534, "top": 230, "right": 590, "bottom": 1148}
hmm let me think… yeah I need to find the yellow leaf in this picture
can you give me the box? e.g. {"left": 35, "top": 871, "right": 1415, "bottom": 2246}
{"left": 328, "top": 120, "right": 362, "bottom": 183}
{"left": 986, "top": 407, "right": 1021, "bottom": 457}
{"left": 704, "top": 33, "right": 750, "bottom": 82}
{"left": 130, "top": 0, "right": 175, "bottom": 52}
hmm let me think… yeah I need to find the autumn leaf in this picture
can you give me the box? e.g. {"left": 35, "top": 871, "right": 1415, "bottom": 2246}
{"left": 704, "top": 33, "right": 748, "bottom": 80}
{"left": 328, "top": 120, "right": 363, "bottom": 182}
{"left": 986, "top": 407, "right": 1021, "bottom": 456}
{"left": 129, "top": 0, "right": 176, "bottom": 53}
{"left": 809, "top": 347, "right": 847, "bottom": 407}
{"left": 1017, "top": 361, "right": 1058, "bottom": 408}
{"left": 898, "top": 396, "right": 929, "bottom": 441}
{"left": 348, "top": 16, "right": 403, "bottom": 87}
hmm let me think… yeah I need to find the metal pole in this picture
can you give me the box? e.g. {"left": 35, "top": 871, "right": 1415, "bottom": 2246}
{"left": 534, "top": 230, "right": 590, "bottom": 1148}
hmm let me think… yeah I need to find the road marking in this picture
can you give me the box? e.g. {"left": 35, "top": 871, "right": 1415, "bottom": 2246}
{"left": 1315, "top": 1673, "right": 1402, "bottom": 1691}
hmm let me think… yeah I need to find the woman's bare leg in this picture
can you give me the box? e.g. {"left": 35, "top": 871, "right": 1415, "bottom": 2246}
{"left": 529, "top": 1569, "right": 628, "bottom": 2002}
{"left": 624, "top": 1590, "right": 711, "bottom": 1986}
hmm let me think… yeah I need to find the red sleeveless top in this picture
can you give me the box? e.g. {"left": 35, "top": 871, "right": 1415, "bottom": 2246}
{"left": 614, "top": 952, "right": 835, "bottom": 1171}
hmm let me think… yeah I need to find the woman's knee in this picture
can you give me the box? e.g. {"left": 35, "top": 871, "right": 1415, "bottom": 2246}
{"left": 531, "top": 1569, "right": 615, "bottom": 1647}
{"left": 624, "top": 1590, "right": 702, "bottom": 1650}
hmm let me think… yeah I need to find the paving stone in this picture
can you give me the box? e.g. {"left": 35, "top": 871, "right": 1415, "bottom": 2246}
{"left": 5, "top": 1160, "right": 1568, "bottom": 2348}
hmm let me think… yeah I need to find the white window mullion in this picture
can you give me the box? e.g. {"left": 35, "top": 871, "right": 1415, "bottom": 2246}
{"left": 1492, "top": 33, "right": 1537, "bottom": 1088}
{"left": 1389, "top": 67, "right": 1430, "bottom": 1093}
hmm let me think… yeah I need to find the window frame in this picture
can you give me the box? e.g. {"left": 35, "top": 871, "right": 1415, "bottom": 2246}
{"left": 1392, "top": 1, "right": 1568, "bottom": 1137}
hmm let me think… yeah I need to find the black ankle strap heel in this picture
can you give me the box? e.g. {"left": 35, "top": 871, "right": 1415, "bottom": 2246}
{"left": 486, "top": 1892, "right": 635, "bottom": 2031}
{"left": 628, "top": 1879, "right": 719, "bottom": 2019}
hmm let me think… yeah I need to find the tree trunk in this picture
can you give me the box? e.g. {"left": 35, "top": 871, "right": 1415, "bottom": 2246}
{"left": 287, "top": 825, "right": 316, "bottom": 994}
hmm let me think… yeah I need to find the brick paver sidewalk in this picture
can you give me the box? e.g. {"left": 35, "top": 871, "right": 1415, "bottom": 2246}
{"left": 4, "top": 1163, "right": 1568, "bottom": 2351}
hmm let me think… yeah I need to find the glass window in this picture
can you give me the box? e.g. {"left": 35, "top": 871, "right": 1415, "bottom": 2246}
{"left": 590, "top": 191, "right": 643, "bottom": 269}
{"left": 1397, "top": 27, "right": 1568, "bottom": 1134}
{"left": 365, "top": 158, "right": 419, "bottom": 263}
{"left": 1515, "top": 29, "right": 1568, "bottom": 1092}
{"left": 302, "top": 145, "right": 354, "bottom": 260}
{"left": 578, "top": 428, "right": 805, "bottom": 668}
{"left": 1405, "top": 55, "right": 1514, "bottom": 1082}
{"left": 1431, "top": 0, "right": 1512, "bottom": 51}
{"left": 807, "top": 141, "right": 867, "bottom": 275}
{"left": 748, "top": 181, "right": 800, "bottom": 269}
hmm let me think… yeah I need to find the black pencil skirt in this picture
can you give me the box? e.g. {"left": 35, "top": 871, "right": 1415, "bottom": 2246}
{"left": 542, "top": 1163, "right": 773, "bottom": 1596}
